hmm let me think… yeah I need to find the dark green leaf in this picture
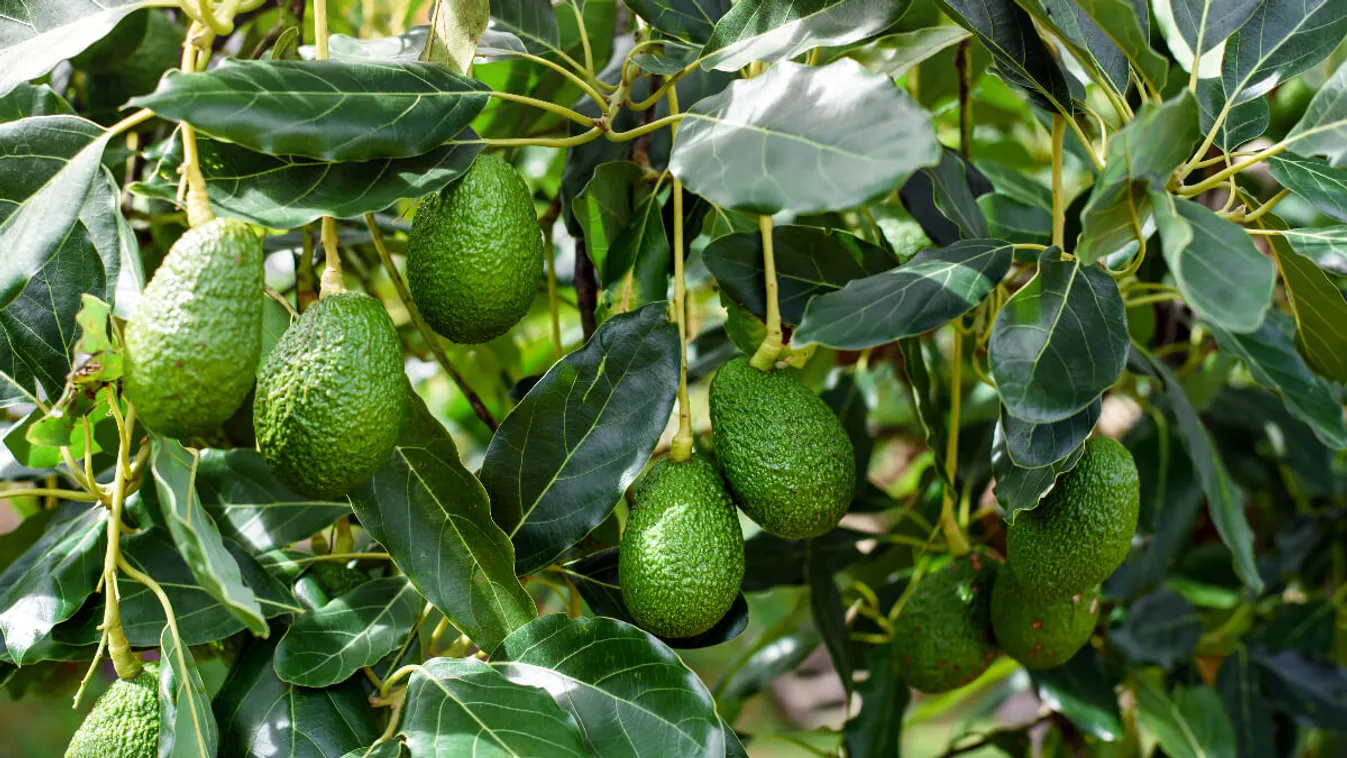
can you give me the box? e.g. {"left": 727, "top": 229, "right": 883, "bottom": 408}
{"left": 980, "top": 194, "right": 1052, "bottom": 246}
{"left": 625, "top": 0, "right": 728, "bottom": 44}
{"left": 716, "top": 630, "right": 820, "bottom": 707}
{"left": 1222, "top": 0, "right": 1347, "bottom": 105}
{"left": 481, "top": 302, "right": 680, "bottom": 575}
{"left": 1111, "top": 589, "right": 1202, "bottom": 667}
{"left": 195, "top": 449, "right": 350, "bottom": 555}
{"left": 989, "top": 247, "right": 1128, "bottom": 423}
{"left": 130, "top": 60, "right": 489, "bottom": 161}
{"left": 704, "top": 226, "right": 898, "bottom": 326}
{"left": 1287, "top": 57, "right": 1347, "bottom": 164}
{"left": 131, "top": 130, "right": 483, "bottom": 228}
{"left": 598, "top": 193, "right": 670, "bottom": 320}
{"left": 843, "top": 644, "right": 909, "bottom": 758}
{"left": 1031, "top": 647, "right": 1122, "bottom": 741}
{"left": 1172, "top": 0, "right": 1260, "bottom": 55}
{"left": 401, "top": 656, "right": 588, "bottom": 756}
{"left": 670, "top": 60, "right": 939, "bottom": 215}
{"left": 1196, "top": 78, "right": 1269, "bottom": 152}
{"left": 935, "top": 0, "right": 1073, "bottom": 113}
{"left": 1252, "top": 600, "right": 1336, "bottom": 657}
{"left": 215, "top": 633, "right": 381, "bottom": 758}
{"left": 1073, "top": 0, "right": 1167, "bottom": 92}
{"left": 153, "top": 437, "right": 267, "bottom": 636}
{"left": 741, "top": 528, "right": 866, "bottom": 592}
{"left": 839, "top": 27, "right": 971, "bottom": 80}
{"left": 796, "top": 239, "right": 1011, "bottom": 350}
{"left": 1216, "top": 648, "right": 1276, "bottom": 758}
{"left": 573, "top": 162, "right": 651, "bottom": 283}
{"left": 629, "top": 43, "right": 701, "bottom": 75}
{"left": 897, "top": 148, "right": 991, "bottom": 243}
{"left": 822, "top": 374, "right": 873, "bottom": 493}
{"left": 1268, "top": 233, "right": 1347, "bottom": 383}
{"left": 159, "top": 625, "right": 219, "bottom": 758}
{"left": 340, "top": 743, "right": 404, "bottom": 758}
{"left": 1267, "top": 153, "right": 1347, "bottom": 222}
{"left": 0, "top": 0, "right": 147, "bottom": 96}
{"left": 491, "top": 615, "right": 724, "bottom": 758}
{"left": 1002, "top": 400, "right": 1100, "bottom": 468}
{"left": 901, "top": 337, "right": 952, "bottom": 487}
{"left": 807, "top": 538, "right": 852, "bottom": 695}
{"left": 0, "top": 83, "right": 74, "bottom": 121}
{"left": 274, "top": 577, "right": 421, "bottom": 687}
{"left": 353, "top": 391, "right": 535, "bottom": 654}
{"left": 491, "top": 0, "right": 561, "bottom": 57}
{"left": 700, "top": 0, "right": 909, "bottom": 70}
{"left": 0, "top": 505, "right": 105, "bottom": 664}
{"left": 1254, "top": 649, "right": 1347, "bottom": 727}
{"left": 991, "top": 419, "right": 1085, "bottom": 519}
{"left": 1136, "top": 680, "right": 1237, "bottom": 758}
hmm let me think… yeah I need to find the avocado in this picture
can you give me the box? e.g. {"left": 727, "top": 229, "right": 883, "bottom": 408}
{"left": 124, "top": 218, "right": 264, "bottom": 438}
{"left": 991, "top": 570, "right": 1098, "bottom": 669}
{"left": 619, "top": 456, "right": 745, "bottom": 638}
{"left": 708, "top": 357, "right": 855, "bottom": 539}
{"left": 892, "top": 553, "right": 999, "bottom": 693}
{"left": 307, "top": 561, "right": 367, "bottom": 599}
{"left": 1006, "top": 437, "right": 1139, "bottom": 600}
{"left": 65, "top": 660, "right": 160, "bottom": 758}
{"left": 406, "top": 154, "right": 544, "bottom": 344}
{"left": 254, "top": 292, "right": 405, "bottom": 500}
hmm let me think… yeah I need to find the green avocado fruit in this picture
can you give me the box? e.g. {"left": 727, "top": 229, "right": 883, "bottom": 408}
{"left": 254, "top": 292, "right": 405, "bottom": 500}
{"left": 406, "top": 154, "right": 544, "bottom": 344}
{"left": 991, "top": 570, "right": 1099, "bottom": 669}
{"left": 708, "top": 357, "right": 855, "bottom": 539}
{"left": 124, "top": 218, "right": 264, "bottom": 438}
{"left": 1006, "top": 437, "right": 1139, "bottom": 600}
{"left": 307, "top": 561, "right": 368, "bottom": 599}
{"left": 619, "top": 456, "right": 745, "bottom": 638}
{"left": 65, "top": 661, "right": 160, "bottom": 758}
{"left": 893, "top": 553, "right": 1000, "bottom": 693}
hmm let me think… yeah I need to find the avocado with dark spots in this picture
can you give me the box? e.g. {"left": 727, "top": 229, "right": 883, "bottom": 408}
{"left": 619, "top": 456, "right": 744, "bottom": 638}
{"left": 991, "top": 570, "right": 1099, "bottom": 669}
{"left": 406, "top": 154, "right": 544, "bottom": 344}
{"left": 65, "top": 660, "right": 160, "bottom": 758}
{"left": 124, "top": 218, "right": 264, "bottom": 438}
{"left": 892, "top": 553, "right": 999, "bottom": 693}
{"left": 708, "top": 357, "right": 854, "bottom": 539}
{"left": 254, "top": 292, "right": 405, "bottom": 500}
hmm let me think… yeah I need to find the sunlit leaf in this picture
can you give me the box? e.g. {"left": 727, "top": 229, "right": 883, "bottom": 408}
{"left": 700, "top": 0, "right": 909, "bottom": 71}
{"left": 274, "top": 577, "right": 421, "bottom": 687}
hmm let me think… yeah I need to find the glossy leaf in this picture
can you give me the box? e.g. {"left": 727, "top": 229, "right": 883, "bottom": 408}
{"left": 0, "top": 0, "right": 148, "bottom": 97}
{"left": 401, "top": 657, "right": 588, "bottom": 756}
{"left": 491, "top": 615, "right": 725, "bottom": 758}
{"left": 1016, "top": 0, "right": 1128, "bottom": 96}
{"left": 700, "top": 0, "right": 909, "bottom": 71}
{"left": 490, "top": 0, "right": 561, "bottom": 57}
{"left": 988, "top": 248, "right": 1128, "bottom": 424}
{"left": 625, "top": 0, "right": 728, "bottom": 44}
{"left": 1172, "top": 0, "right": 1260, "bottom": 55}
{"left": 1216, "top": 648, "right": 1276, "bottom": 758}
{"left": 159, "top": 624, "right": 219, "bottom": 758}
{"left": 599, "top": 193, "right": 670, "bottom": 319}
{"left": 670, "top": 60, "right": 939, "bottom": 215}
{"left": 1031, "top": 648, "right": 1123, "bottom": 741}
{"left": 353, "top": 391, "right": 535, "bottom": 655}
{"left": 841, "top": 27, "right": 971, "bottom": 80}
{"left": 991, "top": 419, "right": 1085, "bottom": 519}
{"left": 1136, "top": 680, "right": 1237, "bottom": 758}
{"left": 716, "top": 630, "right": 820, "bottom": 708}
{"left": 195, "top": 449, "right": 351, "bottom": 555}
{"left": 1074, "top": 0, "right": 1167, "bottom": 92}
{"left": 1267, "top": 153, "right": 1347, "bottom": 222}
{"left": 131, "top": 131, "right": 483, "bottom": 228}
{"left": 481, "top": 303, "right": 679, "bottom": 575}
{"left": 131, "top": 60, "right": 489, "bottom": 161}
{"left": 704, "top": 226, "right": 898, "bottom": 326}
{"left": 901, "top": 337, "right": 952, "bottom": 488}
{"left": 980, "top": 194, "right": 1051, "bottom": 247}
{"left": 843, "top": 644, "right": 909, "bottom": 758}
{"left": 1149, "top": 191, "right": 1274, "bottom": 333}
{"left": 1222, "top": 0, "right": 1347, "bottom": 105}
{"left": 1002, "top": 400, "right": 1100, "bottom": 468}
{"left": 274, "top": 577, "right": 421, "bottom": 687}
{"left": 1196, "top": 78, "right": 1269, "bottom": 152}
{"left": 936, "top": 0, "right": 1072, "bottom": 113}
{"left": 1111, "top": 589, "right": 1202, "bottom": 667}
{"left": 0, "top": 83, "right": 75, "bottom": 121}
{"left": 898, "top": 148, "right": 991, "bottom": 244}
{"left": 1287, "top": 58, "right": 1347, "bottom": 166}
{"left": 794, "top": 239, "right": 1012, "bottom": 349}
{"left": 573, "top": 161, "right": 651, "bottom": 283}
{"left": 153, "top": 437, "right": 267, "bottom": 636}
{"left": 1269, "top": 231, "right": 1347, "bottom": 383}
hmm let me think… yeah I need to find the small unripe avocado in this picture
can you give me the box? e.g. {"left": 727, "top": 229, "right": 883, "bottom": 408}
{"left": 254, "top": 292, "right": 405, "bottom": 500}
{"left": 124, "top": 218, "right": 264, "bottom": 438}
{"left": 406, "top": 154, "right": 544, "bottom": 344}
{"left": 991, "top": 570, "right": 1099, "bottom": 669}
{"left": 893, "top": 553, "right": 999, "bottom": 693}
{"left": 708, "top": 358, "right": 855, "bottom": 539}
{"left": 619, "top": 457, "right": 745, "bottom": 638}
{"left": 1006, "top": 437, "right": 1139, "bottom": 600}
{"left": 65, "top": 661, "right": 160, "bottom": 758}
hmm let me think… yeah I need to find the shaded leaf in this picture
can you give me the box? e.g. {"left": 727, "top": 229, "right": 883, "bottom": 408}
{"left": 980, "top": 193, "right": 1051, "bottom": 246}
{"left": 1268, "top": 232, "right": 1347, "bottom": 383}
{"left": 843, "top": 644, "right": 909, "bottom": 758}
{"left": 991, "top": 417, "right": 1087, "bottom": 520}
{"left": 1003, "top": 400, "right": 1100, "bottom": 468}
{"left": 1031, "top": 647, "right": 1122, "bottom": 741}
{"left": 1216, "top": 648, "right": 1276, "bottom": 758}
{"left": 1267, "top": 152, "right": 1347, "bottom": 222}
{"left": 700, "top": 0, "right": 909, "bottom": 71}
{"left": 840, "top": 27, "right": 971, "bottom": 80}
{"left": 1172, "top": 0, "right": 1260, "bottom": 55}
{"left": 195, "top": 449, "right": 350, "bottom": 556}
{"left": 807, "top": 539, "right": 852, "bottom": 696}
{"left": 900, "top": 337, "right": 952, "bottom": 487}
{"left": 717, "top": 630, "right": 820, "bottom": 707}
{"left": 599, "top": 192, "right": 670, "bottom": 319}
{"left": 625, "top": 0, "right": 729, "bottom": 44}
{"left": 274, "top": 577, "right": 421, "bottom": 687}
{"left": 0, "top": 83, "right": 75, "bottom": 121}
{"left": 1253, "top": 648, "right": 1347, "bottom": 727}
{"left": 1073, "top": 0, "right": 1166, "bottom": 92}
{"left": 1136, "top": 680, "right": 1237, "bottom": 758}
{"left": 741, "top": 528, "right": 867, "bottom": 592}
{"left": 158, "top": 624, "right": 218, "bottom": 758}
{"left": 1111, "top": 589, "right": 1202, "bottom": 667}
{"left": 490, "top": 0, "right": 561, "bottom": 57}
{"left": 897, "top": 148, "right": 991, "bottom": 244}
{"left": 1196, "top": 78, "right": 1269, "bottom": 151}
{"left": 0, "top": 0, "right": 147, "bottom": 97}
{"left": 573, "top": 162, "right": 651, "bottom": 283}
{"left": 936, "top": 0, "right": 1072, "bottom": 113}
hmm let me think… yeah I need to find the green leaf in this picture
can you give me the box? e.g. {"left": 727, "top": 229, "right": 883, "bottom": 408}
{"left": 1222, "top": 0, "right": 1347, "bottom": 105}
{"left": 1111, "top": 589, "right": 1202, "bottom": 667}
{"left": 900, "top": 337, "right": 952, "bottom": 488}
{"left": 1077, "top": 92, "right": 1201, "bottom": 263}
{"left": 598, "top": 193, "right": 670, "bottom": 319}
{"left": 214, "top": 633, "right": 381, "bottom": 758}
{"left": 1002, "top": 400, "right": 1100, "bottom": 467}
{"left": 839, "top": 27, "right": 971, "bottom": 81}
{"left": 340, "top": 744, "right": 404, "bottom": 758}
{"left": 1135, "top": 349, "right": 1263, "bottom": 593}
{"left": 1072, "top": 0, "right": 1166, "bottom": 92}
{"left": 1031, "top": 648, "right": 1122, "bottom": 741}
{"left": 794, "top": 239, "right": 1013, "bottom": 350}
{"left": 843, "top": 644, "right": 909, "bottom": 758}
{"left": 669, "top": 60, "right": 939, "bottom": 215}
{"left": 980, "top": 194, "right": 1051, "bottom": 246}
{"left": 1206, "top": 313, "right": 1347, "bottom": 449}
{"left": 303, "top": 26, "right": 431, "bottom": 62}
{"left": 1267, "top": 153, "right": 1347, "bottom": 221}
{"left": 1136, "top": 680, "right": 1236, "bottom": 758}
{"left": 1253, "top": 649, "right": 1347, "bottom": 728}
{"left": 195, "top": 449, "right": 352, "bottom": 555}
{"left": 131, "top": 132, "right": 482, "bottom": 228}
{"left": 898, "top": 148, "right": 990, "bottom": 242}
{"left": 130, "top": 60, "right": 489, "bottom": 162}
{"left": 1196, "top": 78, "right": 1269, "bottom": 152}
{"left": 935, "top": 0, "right": 1073, "bottom": 113}
{"left": 429, "top": 0, "right": 490, "bottom": 73}
{"left": 1287, "top": 58, "right": 1347, "bottom": 166}
{"left": 704, "top": 226, "right": 898, "bottom": 326}
{"left": 1016, "top": 0, "right": 1128, "bottom": 96}
{"left": 807, "top": 538, "right": 852, "bottom": 696}
{"left": 0, "top": 83, "right": 75, "bottom": 121}
{"left": 1171, "top": 0, "right": 1260, "bottom": 55}
{"left": 629, "top": 42, "right": 701, "bottom": 75}
{"left": 491, "top": 615, "right": 725, "bottom": 758}
{"left": 0, "top": 505, "right": 106, "bottom": 664}
{"left": 353, "top": 390, "right": 535, "bottom": 655}
{"left": 573, "top": 162, "right": 651, "bottom": 283}
{"left": 625, "top": 0, "right": 728, "bottom": 44}
{"left": 991, "top": 419, "right": 1085, "bottom": 519}
{"left": 159, "top": 624, "right": 219, "bottom": 758}
{"left": 988, "top": 247, "right": 1128, "bottom": 424}
{"left": 491, "top": 0, "right": 561, "bottom": 57}
{"left": 1269, "top": 231, "right": 1347, "bottom": 383}
{"left": 741, "top": 528, "right": 866, "bottom": 592}
{"left": 480, "top": 302, "right": 680, "bottom": 575}
{"left": 1216, "top": 649, "right": 1276, "bottom": 758}
{"left": 1149, "top": 191, "right": 1274, "bottom": 333}
{"left": 400, "top": 657, "right": 588, "bottom": 756}
{"left": 273, "top": 577, "right": 421, "bottom": 687}
{"left": 0, "top": 0, "right": 148, "bottom": 97}
{"left": 699, "top": 0, "right": 910, "bottom": 71}
{"left": 153, "top": 437, "right": 268, "bottom": 636}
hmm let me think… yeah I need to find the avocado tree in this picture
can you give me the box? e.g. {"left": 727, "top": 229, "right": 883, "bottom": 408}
{"left": 1, "top": 0, "right": 1346, "bottom": 755}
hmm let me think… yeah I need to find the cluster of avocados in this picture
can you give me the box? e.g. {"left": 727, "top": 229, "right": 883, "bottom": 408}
{"left": 892, "top": 436, "right": 1140, "bottom": 693}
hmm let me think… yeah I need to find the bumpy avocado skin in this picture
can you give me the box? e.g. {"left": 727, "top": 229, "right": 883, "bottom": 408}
{"left": 254, "top": 292, "right": 405, "bottom": 500}
{"left": 406, "top": 154, "right": 544, "bottom": 344}
{"left": 893, "top": 553, "right": 1000, "bottom": 693}
{"left": 65, "top": 661, "right": 160, "bottom": 758}
{"left": 620, "top": 457, "right": 744, "bottom": 638}
{"left": 991, "top": 570, "right": 1099, "bottom": 669}
{"left": 1006, "top": 437, "right": 1140, "bottom": 600}
{"left": 708, "top": 358, "right": 855, "bottom": 539}
{"left": 124, "top": 218, "right": 264, "bottom": 438}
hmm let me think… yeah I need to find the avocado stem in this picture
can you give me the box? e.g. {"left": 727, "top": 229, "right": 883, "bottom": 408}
{"left": 748, "top": 215, "right": 784, "bottom": 372}
{"left": 941, "top": 328, "right": 971, "bottom": 557}
{"left": 100, "top": 403, "right": 143, "bottom": 681}
{"left": 319, "top": 216, "right": 346, "bottom": 296}
{"left": 178, "top": 23, "right": 216, "bottom": 228}
{"left": 669, "top": 85, "right": 694, "bottom": 464}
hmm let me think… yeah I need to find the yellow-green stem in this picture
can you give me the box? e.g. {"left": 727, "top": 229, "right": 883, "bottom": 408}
{"left": 627, "top": 62, "right": 698, "bottom": 111}
{"left": 179, "top": 24, "right": 215, "bottom": 227}
{"left": 487, "top": 91, "right": 596, "bottom": 127}
{"left": 512, "top": 51, "right": 608, "bottom": 106}
{"left": 0, "top": 487, "right": 99, "bottom": 501}
{"left": 669, "top": 89, "right": 692, "bottom": 462}
{"left": 319, "top": 216, "right": 344, "bottom": 295}
{"left": 1052, "top": 115, "right": 1065, "bottom": 248}
{"left": 1237, "top": 188, "right": 1291, "bottom": 223}
{"left": 100, "top": 405, "right": 140, "bottom": 680}
{"left": 1180, "top": 142, "right": 1289, "bottom": 195}
{"left": 941, "top": 329, "right": 971, "bottom": 557}
{"left": 748, "top": 215, "right": 784, "bottom": 371}
{"left": 606, "top": 113, "right": 686, "bottom": 143}
{"left": 481, "top": 127, "right": 604, "bottom": 149}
